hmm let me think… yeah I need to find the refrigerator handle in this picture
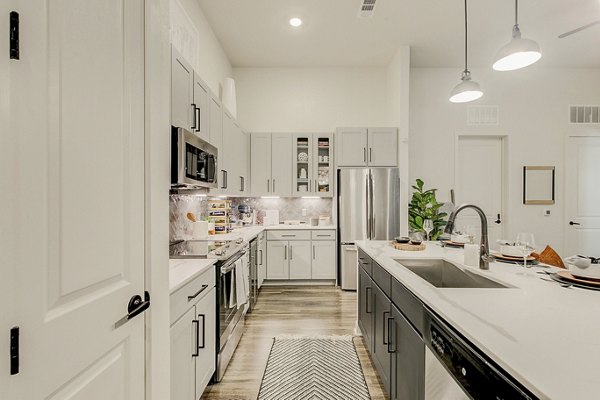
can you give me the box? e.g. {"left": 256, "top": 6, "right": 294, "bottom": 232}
{"left": 369, "top": 172, "right": 375, "bottom": 239}
{"left": 365, "top": 173, "right": 371, "bottom": 239}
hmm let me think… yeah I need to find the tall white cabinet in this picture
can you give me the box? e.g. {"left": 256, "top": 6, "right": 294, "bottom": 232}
{"left": 336, "top": 127, "right": 398, "bottom": 167}
{"left": 250, "top": 133, "right": 293, "bottom": 197}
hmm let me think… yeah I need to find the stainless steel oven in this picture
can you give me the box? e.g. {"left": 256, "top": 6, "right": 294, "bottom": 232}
{"left": 171, "top": 126, "right": 218, "bottom": 189}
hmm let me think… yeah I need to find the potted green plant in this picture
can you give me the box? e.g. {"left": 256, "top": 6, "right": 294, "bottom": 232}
{"left": 408, "top": 179, "right": 448, "bottom": 240}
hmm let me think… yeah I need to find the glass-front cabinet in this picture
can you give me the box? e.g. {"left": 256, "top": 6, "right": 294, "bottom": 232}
{"left": 293, "top": 133, "right": 333, "bottom": 197}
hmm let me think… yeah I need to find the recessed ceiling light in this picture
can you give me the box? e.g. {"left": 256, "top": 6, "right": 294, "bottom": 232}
{"left": 289, "top": 17, "right": 302, "bottom": 27}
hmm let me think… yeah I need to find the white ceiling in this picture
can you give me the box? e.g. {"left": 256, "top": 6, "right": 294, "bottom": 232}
{"left": 197, "top": 0, "right": 600, "bottom": 68}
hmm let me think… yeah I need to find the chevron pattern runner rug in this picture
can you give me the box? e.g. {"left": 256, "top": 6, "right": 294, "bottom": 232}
{"left": 257, "top": 335, "right": 371, "bottom": 400}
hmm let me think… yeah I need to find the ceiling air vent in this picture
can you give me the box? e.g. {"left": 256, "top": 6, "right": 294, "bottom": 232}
{"left": 358, "top": 0, "right": 377, "bottom": 18}
{"left": 467, "top": 105, "right": 499, "bottom": 126}
{"left": 569, "top": 105, "right": 600, "bottom": 124}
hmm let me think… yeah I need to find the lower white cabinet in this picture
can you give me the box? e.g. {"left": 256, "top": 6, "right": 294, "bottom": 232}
{"left": 265, "top": 230, "right": 336, "bottom": 281}
{"left": 257, "top": 232, "right": 267, "bottom": 288}
{"left": 311, "top": 241, "right": 336, "bottom": 279}
{"left": 289, "top": 241, "right": 312, "bottom": 279}
{"left": 170, "top": 268, "right": 216, "bottom": 400}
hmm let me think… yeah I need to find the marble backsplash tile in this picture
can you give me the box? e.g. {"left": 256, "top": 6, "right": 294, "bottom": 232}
{"left": 170, "top": 195, "right": 333, "bottom": 240}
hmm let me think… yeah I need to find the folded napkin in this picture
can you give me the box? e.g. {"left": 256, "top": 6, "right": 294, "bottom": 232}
{"left": 532, "top": 245, "right": 565, "bottom": 268}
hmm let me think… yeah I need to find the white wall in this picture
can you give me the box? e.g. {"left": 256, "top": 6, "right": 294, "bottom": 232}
{"left": 410, "top": 67, "right": 600, "bottom": 253}
{"left": 170, "top": 0, "right": 232, "bottom": 95}
{"left": 233, "top": 67, "right": 390, "bottom": 132}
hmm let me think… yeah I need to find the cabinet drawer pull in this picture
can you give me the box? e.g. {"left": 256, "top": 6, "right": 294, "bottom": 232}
{"left": 282, "top": 234, "right": 296, "bottom": 237}
{"left": 387, "top": 316, "right": 395, "bottom": 353}
{"left": 382, "top": 311, "right": 390, "bottom": 345}
{"left": 192, "top": 319, "right": 200, "bottom": 357}
{"left": 365, "top": 286, "right": 372, "bottom": 313}
{"left": 290, "top": 245, "right": 293, "bottom": 260}
{"left": 369, "top": 147, "right": 372, "bottom": 162}
{"left": 191, "top": 103, "right": 197, "bottom": 130}
{"left": 313, "top": 245, "right": 316, "bottom": 260}
{"left": 316, "top": 234, "right": 331, "bottom": 237}
{"left": 187, "top": 284, "right": 209, "bottom": 301}
{"left": 195, "top": 106, "right": 201, "bottom": 133}
{"left": 284, "top": 245, "right": 287, "bottom": 260}
{"left": 363, "top": 147, "right": 366, "bottom": 162}
{"left": 198, "top": 314, "right": 206, "bottom": 349}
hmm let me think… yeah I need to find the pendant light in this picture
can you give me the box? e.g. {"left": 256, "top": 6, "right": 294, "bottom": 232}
{"left": 449, "top": 0, "right": 483, "bottom": 104}
{"left": 493, "top": 0, "right": 541, "bottom": 71}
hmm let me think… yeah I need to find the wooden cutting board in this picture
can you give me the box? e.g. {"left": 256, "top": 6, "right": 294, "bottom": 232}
{"left": 392, "top": 242, "right": 425, "bottom": 251}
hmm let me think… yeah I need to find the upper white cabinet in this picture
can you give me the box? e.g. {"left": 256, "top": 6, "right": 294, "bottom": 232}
{"left": 209, "top": 94, "right": 223, "bottom": 154}
{"left": 292, "top": 133, "right": 334, "bottom": 197}
{"left": 171, "top": 47, "right": 194, "bottom": 131}
{"left": 336, "top": 127, "right": 398, "bottom": 167}
{"left": 250, "top": 133, "right": 292, "bottom": 197}
{"left": 368, "top": 128, "right": 398, "bottom": 167}
{"left": 193, "top": 72, "right": 210, "bottom": 142}
{"left": 218, "top": 111, "right": 248, "bottom": 196}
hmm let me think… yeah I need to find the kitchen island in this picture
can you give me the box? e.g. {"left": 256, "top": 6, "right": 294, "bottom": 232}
{"left": 356, "top": 240, "right": 600, "bottom": 400}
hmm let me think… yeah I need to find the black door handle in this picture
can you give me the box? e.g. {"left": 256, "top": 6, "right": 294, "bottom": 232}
{"left": 382, "top": 311, "right": 390, "bottom": 345}
{"left": 494, "top": 213, "right": 502, "bottom": 224}
{"left": 114, "top": 291, "right": 150, "bottom": 329}
{"left": 569, "top": 221, "right": 581, "bottom": 226}
{"left": 387, "top": 317, "right": 395, "bottom": 354}
{"left": 194, "top": 106, "right": 201, "bottom": 132}
{"left": 190, "top": 103, "right": 197, "bottom": 130}
{"left": 192, "top": 319, "right": 200, "bottom": 357}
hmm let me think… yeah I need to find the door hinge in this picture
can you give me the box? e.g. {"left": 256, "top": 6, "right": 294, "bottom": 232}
{"left": 10, "top": 326, "right": 19, "bottom": 375}
{"left": 10, "top": 11, "right": 20, "bottom": 60}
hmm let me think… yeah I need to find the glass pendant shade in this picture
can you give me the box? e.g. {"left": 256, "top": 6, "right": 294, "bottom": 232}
{"left": 449, "top": 71, "right": 483, "bottom": 103}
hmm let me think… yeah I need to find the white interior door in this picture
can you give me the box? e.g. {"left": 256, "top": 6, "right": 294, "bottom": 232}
{"left": 455, "top": 136, "right": 504, "bottom": 247}
{"left": 6, "top": 1, "right": 147, "bottom": 398}
{"left": 565, "top": 137, "right": 600, "bottom": 257}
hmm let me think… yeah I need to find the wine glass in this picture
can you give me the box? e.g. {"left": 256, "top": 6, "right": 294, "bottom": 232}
{"left": 423, "top": 219, "right": 434, "bottom": 242}
{"left": 515, "top": 233, "right": 536, "bottom": 270}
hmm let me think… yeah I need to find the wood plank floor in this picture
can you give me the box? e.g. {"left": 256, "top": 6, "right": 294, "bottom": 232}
{"left": 201, "top": 286, "right": 388, "bottom": 400}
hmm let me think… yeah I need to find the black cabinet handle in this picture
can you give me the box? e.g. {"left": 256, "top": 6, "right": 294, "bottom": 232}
{"left": 114, "top": 291, "right": 150, "bottom": 329}
{"left": 365, "top": 287, "right": 372, "bottom": 313}
{"left": 383, "top": 311, "right": 390, "bottom": 344}
{"left": 259, "top": 249, "right": 263, "bottom": 265}
{"left": 187, "top": 284, "right": 208, "bottom": 301}
{"left": 192, "top": 319, "right": 200, "bottom": 357}
{"left": 195, "top": 106, "right": 201, "bottom": 133}
{"left": 387, "top": 317, "right": 395, "bottom": 353}
{"left": 198, "top": 314, "right": 206, "bottom": 349}
{"left": 569, "top": 221, "right": 581, "bottom": 226}
{"left": 190, "top": 103, "right": 197, "bottom": 130}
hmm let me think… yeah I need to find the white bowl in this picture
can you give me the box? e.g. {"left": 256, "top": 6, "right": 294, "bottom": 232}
{"left": 565, "top": 256, "right": 600, "bottom": 280}
{"left": 500, "top": 245, "right": 524, "bottom": 258}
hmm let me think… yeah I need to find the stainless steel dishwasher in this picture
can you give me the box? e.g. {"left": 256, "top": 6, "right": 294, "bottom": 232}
{"left": 423, "top": 309, "right": 537, "bottom": 399}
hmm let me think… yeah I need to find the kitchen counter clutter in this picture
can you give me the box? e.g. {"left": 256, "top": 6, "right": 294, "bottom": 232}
{"left": 356, "top": 240, "right": 600, "bottom": 400}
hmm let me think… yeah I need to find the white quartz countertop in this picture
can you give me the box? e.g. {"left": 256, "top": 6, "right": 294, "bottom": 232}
{"left": 356, "top": 240, "right": 600, "bottom": 400}
{"left": 169, "top": 258, "right": 216, "bottom": 293}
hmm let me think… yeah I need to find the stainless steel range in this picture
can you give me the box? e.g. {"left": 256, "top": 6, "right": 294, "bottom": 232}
{"left": 170, "top": 238, "right": 250, "bottom": 382}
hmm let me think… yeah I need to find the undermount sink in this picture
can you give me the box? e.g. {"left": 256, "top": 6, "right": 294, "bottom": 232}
{"left": 394, "top": 258, "right": 509, "bottom": 289}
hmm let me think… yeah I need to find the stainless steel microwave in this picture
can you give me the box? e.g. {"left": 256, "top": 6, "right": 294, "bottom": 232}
{"left": 171, "top": 127, "right": 218, "bottom": 189}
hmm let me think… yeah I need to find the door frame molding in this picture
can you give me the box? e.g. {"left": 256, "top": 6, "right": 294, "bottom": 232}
{"left": 144, "top": 1, "right": 171, "bottom": 399}
{"left": 453, "top": 133, "right": 509, "bottom": 240}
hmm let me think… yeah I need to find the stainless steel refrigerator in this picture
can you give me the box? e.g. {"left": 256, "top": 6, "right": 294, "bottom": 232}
{"left": 338, "top": 168, "right": 401, "bottom": 290}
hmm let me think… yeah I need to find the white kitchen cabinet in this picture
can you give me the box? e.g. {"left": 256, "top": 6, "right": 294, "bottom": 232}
{"left": 250, "top": 133, "right": 292, "bottom": 197}
{"left": 266, "top": 241, "right": 289, "bottom": 279}
{"left": 171, "top": 47, "right": 194, "bottom": 131}
{"left": 250, "top": 133, "right": 271, "bottom": 196}
{"left": 170, "top": 268, "right": 216, "bottom": 400}
{"left": 258, "top": 232, "right": 267, "bottom": 288}
{"left": 336, "top": 127, "right": 368, "bottom": 167}
{"left": 336, "top": 127, "right": 398, "bottom": 167}
{"left": 209, "top": 93, "right": 222, "bottom": 151}
{"left": 170, "top": 307, "right": 197, "bottom": 400}
{"left": 368, "top": 128, "right": 398, "bottom": 166}
{"left": 292, "top": 133, "right": 334, "bottom": 197}
{"left": 265, "top": 230, "right": 336, "bottom": 281}
{"left": 192, "top": 72, "right": 210, "bottom": 142}
{"left": 311, "top": 241, "right": 336, "bottom": 279}
{"left": 289, "top": 241, "right": 312, "bottom": 279}
{"left": 194, "top": 291, "right": 216, "bottom": 396}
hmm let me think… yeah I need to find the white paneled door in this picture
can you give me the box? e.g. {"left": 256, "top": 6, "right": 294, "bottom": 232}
{"left": 455, "top": 136, "right": 504, "bottom": 247}
{"left": 5, "top": 1, "right": 146, "bottom": 399}
{"left": 566, "top": 137, "right": 600, "bottom": 257}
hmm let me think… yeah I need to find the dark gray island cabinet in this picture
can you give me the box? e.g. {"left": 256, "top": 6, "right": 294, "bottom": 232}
{"left": 358, "top": 249, "right": 425, "bottom": 400}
